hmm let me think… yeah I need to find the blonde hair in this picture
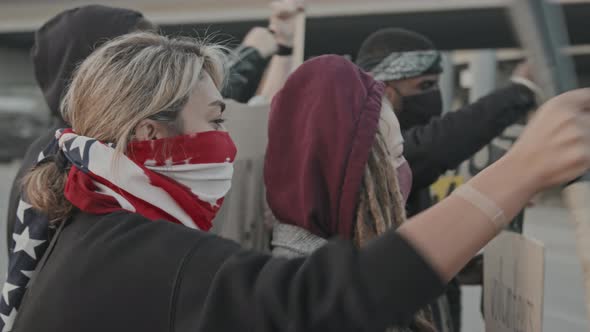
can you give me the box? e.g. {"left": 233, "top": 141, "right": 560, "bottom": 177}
{"left": 23, "top": 32, "right": 227, "bottom": 221}
{"left": 354, "top": 103, "right": 436, "bottom": 332}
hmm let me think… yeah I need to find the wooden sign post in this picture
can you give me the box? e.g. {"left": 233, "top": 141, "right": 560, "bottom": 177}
{"left": 484, "top": 232, "right": 545, "bottom": 332}
{"left": 291, "top": 8, "right": 306, "bottom": 70}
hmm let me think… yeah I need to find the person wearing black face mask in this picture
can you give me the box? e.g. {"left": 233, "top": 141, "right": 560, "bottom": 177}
{"left": 389, "top": 86, "right": 444, "bottom": 130}
{"left": 358, "top": 29, "right": 539, "bottom": 199}
{"left": 357, "top": 28, "right": 540, "bottom": 332}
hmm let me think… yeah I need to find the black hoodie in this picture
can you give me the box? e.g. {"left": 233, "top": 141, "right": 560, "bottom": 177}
{"left": 6, "top": 5, "right": 146, "bottom": 248}
{"left": 32, "top": 5, "right": 145, "bottom": 121}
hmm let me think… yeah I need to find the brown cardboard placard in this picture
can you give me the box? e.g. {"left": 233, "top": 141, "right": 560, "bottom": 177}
{"left": 563, "top": 181, "right": 590, "bottom": 323}
{"left": 211, "top": 101, "right": 271, "bottom": 249}
{"left": 484, "top": 232, "right": 545, "bottom": 332}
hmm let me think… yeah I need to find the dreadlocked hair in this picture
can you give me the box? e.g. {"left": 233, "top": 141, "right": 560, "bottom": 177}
{"left": 354, "top": 130, "right": 436, "bottom": 332}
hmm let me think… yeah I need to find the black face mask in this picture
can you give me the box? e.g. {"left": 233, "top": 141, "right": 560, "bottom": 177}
{"left": 397, "top": 89, "right": 443, "bottom": 130}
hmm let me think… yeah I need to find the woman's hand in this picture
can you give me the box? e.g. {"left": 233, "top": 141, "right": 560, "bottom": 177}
{"left": 512, "top": 62, "right": 534, "bottom": 83}
{"left": 505, "top": 88, "right": 590, "bottom": 192}
{"left": 268, "top": 0, "right": 304, "bottom": 48}
{"left": 399, "top": 88, "right": 590, "bottom": 282}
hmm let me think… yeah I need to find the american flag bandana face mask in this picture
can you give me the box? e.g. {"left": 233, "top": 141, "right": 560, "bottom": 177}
{"left": 0, "top": 128, "right": 236, "bottom": 331}
{"left": 61, "top": 128, "right": 237, "bottom": 229}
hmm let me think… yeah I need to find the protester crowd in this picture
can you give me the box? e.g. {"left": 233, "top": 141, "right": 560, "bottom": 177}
{"left": 1, "top": 2, "right": 590, "bottom": 332}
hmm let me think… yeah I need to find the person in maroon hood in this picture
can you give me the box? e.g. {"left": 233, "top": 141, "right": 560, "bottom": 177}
{"left": 265, "top": 55, "right": 434, "bottom": 331}
{"left": 264, "top": 55, "right": 590, "bottom": 331}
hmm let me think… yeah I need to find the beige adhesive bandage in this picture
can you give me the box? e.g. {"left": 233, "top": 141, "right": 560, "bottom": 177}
{"left": 453, "top": 184, "right": 507, "bottom": 232}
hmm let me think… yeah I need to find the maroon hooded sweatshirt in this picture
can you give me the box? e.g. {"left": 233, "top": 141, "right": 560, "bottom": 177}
{"left": 265, "top": 55, "right": 405, "bottom": 239}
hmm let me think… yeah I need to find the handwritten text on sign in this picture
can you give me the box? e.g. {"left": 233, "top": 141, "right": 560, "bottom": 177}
{"left": 484, "top": 232, "right": 545, "bottom": 332}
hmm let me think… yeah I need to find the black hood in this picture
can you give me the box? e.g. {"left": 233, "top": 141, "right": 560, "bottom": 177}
{"left": 31, "top": 5, "right": 145, "bottom": 122}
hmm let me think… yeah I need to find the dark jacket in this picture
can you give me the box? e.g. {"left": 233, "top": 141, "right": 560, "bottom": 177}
{"left": 13, "top": 211, "right": 444, "bottom": 332}
{"left": 402, "top": 82, "right": 536, "bottom": 331}
{"left": 222, "top": 46, "right": 270, "bottom": 103}
{"left": 404, "top": 82, "right": 536, "bottom": 217}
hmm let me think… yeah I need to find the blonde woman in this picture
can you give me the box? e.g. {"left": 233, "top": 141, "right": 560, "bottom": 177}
{"left": 2, "top": 33, "right": 590, "bottom": 332}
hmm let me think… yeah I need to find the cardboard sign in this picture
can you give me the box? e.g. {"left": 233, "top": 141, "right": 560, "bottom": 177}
{"left": 563, "top": 181, "right": 590, "bottom": 323}
{"left": 223, "top": 100, "right": 270, "bottom": 160}
{"left": 211, "top": 101, "right": 271, "bottom": 249}
{"left": 484, "top": 232, "right": 545, "bottom": 332}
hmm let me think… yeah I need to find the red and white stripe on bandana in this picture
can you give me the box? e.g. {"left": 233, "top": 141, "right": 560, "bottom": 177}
{"left": 59, "top": 129, "right": 237, "bottom": 231}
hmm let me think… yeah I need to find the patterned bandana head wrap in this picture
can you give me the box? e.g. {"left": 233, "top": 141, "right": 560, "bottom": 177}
{"left": 371, "top": 50, "right": 443, "bottom": 82}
